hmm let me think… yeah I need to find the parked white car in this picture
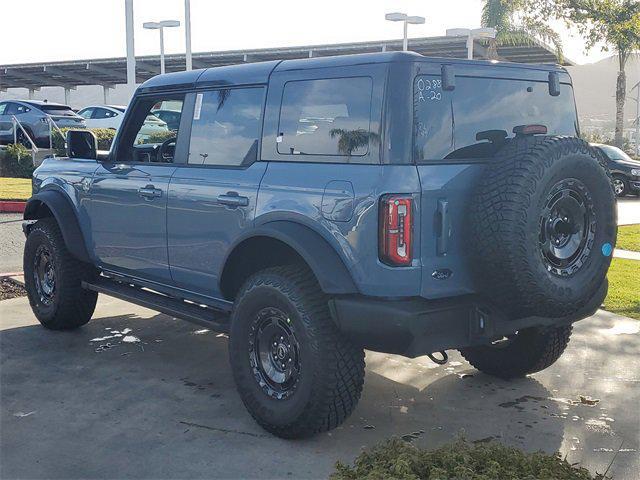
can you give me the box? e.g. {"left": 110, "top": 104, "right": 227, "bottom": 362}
{"left": 77, "top": 105, "right": 125, "bottom": 130}
{"left": 77, "top": 105, "right": 169, "bottom": 139}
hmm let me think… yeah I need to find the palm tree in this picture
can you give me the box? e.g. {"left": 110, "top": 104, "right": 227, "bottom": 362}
{"left": 481, "top": 0, "right": 563, "bottom": 62}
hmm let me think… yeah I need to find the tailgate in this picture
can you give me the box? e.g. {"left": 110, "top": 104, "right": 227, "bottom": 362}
{"left": 417, "top": 163, "right": 484, "bottom": 299}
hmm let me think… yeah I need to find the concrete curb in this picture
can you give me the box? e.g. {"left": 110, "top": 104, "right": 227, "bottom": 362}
{"left": 0, "top": 201, "right": 26, "bottom": 213}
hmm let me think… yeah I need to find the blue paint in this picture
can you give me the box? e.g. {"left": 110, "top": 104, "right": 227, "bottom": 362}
{"left": 601, "top": 243, "right": 613, "bottom": 257}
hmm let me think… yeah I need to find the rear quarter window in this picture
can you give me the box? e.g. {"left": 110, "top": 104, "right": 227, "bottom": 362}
{"left": 413, "top": 75, "right": 579, "bottom": 162}
{"left": 277, "top": 77, "right": 374, "bottom": 158}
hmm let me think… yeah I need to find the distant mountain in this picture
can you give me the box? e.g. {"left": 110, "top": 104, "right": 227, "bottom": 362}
{"left": 568, "top": 54, "right": 640, "bottom": 125}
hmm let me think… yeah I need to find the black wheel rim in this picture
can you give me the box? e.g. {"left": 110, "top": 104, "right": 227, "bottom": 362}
{"left": 612, "top": 178, "right": 625, "bottom": 196}
{"left": 538, "top": 178, "right": 596, "bottom": 276}
{"left": 33, "top": 245, "right": 55, "bottom": 305}
{"left": 248, "top": 307, "right": 301, "bottom": 400}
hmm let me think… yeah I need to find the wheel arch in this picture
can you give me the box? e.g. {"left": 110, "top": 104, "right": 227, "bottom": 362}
{"left": 219, "top": 221, "right": 358, "bottom": 301}
{"left": 23, "top": 190, "right": 91, "bottom": 263}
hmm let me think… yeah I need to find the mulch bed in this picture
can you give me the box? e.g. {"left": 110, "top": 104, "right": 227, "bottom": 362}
{"left": 0, "top": 278, "right": 27, "bottom": 301}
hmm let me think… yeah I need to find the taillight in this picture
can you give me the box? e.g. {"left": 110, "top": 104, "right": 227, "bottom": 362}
{"left": 379, "top": 194, "right": 413, "bottom": 266}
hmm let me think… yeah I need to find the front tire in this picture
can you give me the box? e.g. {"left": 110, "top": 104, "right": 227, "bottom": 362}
{"left": 24, "top": 218, "right": 97, "bottom": 330}
{"left": 229, "top": 265, "right": 365, "bottom": 439}
{"left": 459, "top": 325, "right": 572, "bottom": 379}
{"left": 612, "top": 175, "right": 628, "bottom": 197}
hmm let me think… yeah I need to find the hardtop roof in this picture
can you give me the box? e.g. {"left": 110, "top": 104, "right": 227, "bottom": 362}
{"left": 138, "top": 51, "right": 568, "bottom": 92}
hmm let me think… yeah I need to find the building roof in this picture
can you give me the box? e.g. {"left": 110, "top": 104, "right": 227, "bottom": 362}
{"left": 0, "top": 35, "right": 569, "bottom": 91}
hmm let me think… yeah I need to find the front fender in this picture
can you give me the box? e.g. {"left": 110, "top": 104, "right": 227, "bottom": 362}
{"left": 24, "top": 190, "right": 91, "bottom": 263}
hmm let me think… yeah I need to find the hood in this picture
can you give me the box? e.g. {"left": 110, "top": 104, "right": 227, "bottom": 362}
{"left": 612, "top": 158, "right": 640, "bottom": 168}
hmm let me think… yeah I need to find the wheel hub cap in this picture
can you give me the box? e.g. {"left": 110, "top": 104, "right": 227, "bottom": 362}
{"left": 33, "top": 245, "right": 55, "bottom": 305}
{"left": 538, "top": 178, "right": 596, "bottom": 276}
{"left": 249, "top": 307, "right": 301, "bottom": 400}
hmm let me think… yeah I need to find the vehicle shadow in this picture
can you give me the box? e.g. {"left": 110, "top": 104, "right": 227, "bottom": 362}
{"left": 0, "top": 309, "right": 567, "bottom": 479}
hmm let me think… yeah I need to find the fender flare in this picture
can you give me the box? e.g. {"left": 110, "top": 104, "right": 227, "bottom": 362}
{"left": 23, "top": 190, "right": 91, "bottom": 263}
{"left": 222, "top": 221, "right": 358, "bottom": 295}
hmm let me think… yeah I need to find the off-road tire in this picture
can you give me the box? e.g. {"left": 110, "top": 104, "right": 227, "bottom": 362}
{"left": 229, "top": 265, "right": 365, "bottom": 439}
{"left": 471, "top": 136, "right": 616, "bottom": 318}
{"left": 24, "top": 218, "right": 97, "bottom": 330}
{"left": 460, "top": 325, "right": 572, "bottom": 379}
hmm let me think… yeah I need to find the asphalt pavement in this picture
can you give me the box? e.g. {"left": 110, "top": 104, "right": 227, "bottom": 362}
{"left": 1, "top": 295, "right": 638, "bottom": 479}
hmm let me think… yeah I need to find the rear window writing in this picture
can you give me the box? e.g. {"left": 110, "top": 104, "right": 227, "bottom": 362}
{"left": 413, "top": 75, "right": 578, "bottom": 161}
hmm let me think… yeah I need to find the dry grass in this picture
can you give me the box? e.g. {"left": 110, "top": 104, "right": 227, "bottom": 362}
{"left": 0, "top": 177, "right": 31, "bottom": 201}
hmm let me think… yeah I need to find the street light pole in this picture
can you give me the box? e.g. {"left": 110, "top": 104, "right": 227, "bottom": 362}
{"left": 185, "top": 0, "right": 192, "bottom": 71}
{"left": 385, "top": 13, "right": 425, "bottom": 52}
{"left": 125, "top": 0, "right": 136, "bottom": 96}
{"left": 446, "top": 27, "right": 497, "bottom": 60}
{"left": 143, "top": 20, "right": 180, "bottom": 75}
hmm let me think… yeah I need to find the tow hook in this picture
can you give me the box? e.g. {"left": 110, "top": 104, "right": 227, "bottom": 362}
{"left": 427, "top": 351, "right": 448, "bottom": 365}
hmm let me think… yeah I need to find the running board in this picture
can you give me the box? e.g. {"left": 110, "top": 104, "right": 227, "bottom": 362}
{"left": 82, "top": 277, "right": 229, "bottom": 332}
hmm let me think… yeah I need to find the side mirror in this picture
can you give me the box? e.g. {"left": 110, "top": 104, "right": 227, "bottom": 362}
{"left": 66, "top": 130, "right": 97, "bottom": 159}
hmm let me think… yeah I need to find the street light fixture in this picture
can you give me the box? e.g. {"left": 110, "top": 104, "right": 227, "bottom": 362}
{"left": 385, "top": 12, "right": 425, "bottom": 52}
{"left": 143, "top": 19, "right": 181, "bottom": 74}
{"left": 446, "top": 27, "right": 497, "bottom": 60}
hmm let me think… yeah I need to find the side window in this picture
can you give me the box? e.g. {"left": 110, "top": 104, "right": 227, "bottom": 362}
{"left": 115, "top": 94, "right": 184, "bottom": 163}
{"left": 92, "top": 108, "right": 112, "bottom": 119}
{"left": 187, "top": 87, "right": 264, "bottom": 166}
{"left": 134, "top": 99, "right": 184, "bottom": 145}
{"left": 4, "top": 103, "right": 19, "bottom": 115}
{"left": 78, "top": 108, "right": 94, "bottom": 119}
{"left": 0, "top": 103, "right": 6, "bottom": 115}
{"left": 15, "top": 104, "right": 30, "bottom": 114}
{"left": 277, "top": 77, "right": 373, "bottom": 157}
{"left": 413, "top": 75, "right": 579, "bottom": 161}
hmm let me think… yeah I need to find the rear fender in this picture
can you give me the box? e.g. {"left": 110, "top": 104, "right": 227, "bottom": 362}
{"left": 223, "top": 221, "right": 358, "bottom": 295}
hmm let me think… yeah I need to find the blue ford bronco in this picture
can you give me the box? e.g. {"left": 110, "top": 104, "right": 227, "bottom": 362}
{"left": 23, "top": 52, "right": 616, "bottom": 438}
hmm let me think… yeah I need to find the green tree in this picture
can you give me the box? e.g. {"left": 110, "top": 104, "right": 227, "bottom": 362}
{"left": 533, "top": 0, "right": 640, "bottom": 148}
{"left": 481, "top": 0, "right": 563, "bottom": 61}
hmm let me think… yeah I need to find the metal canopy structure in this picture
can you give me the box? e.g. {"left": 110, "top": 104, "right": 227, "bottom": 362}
{"left": 0, "top": 35, "right": 569, "bottom": 92}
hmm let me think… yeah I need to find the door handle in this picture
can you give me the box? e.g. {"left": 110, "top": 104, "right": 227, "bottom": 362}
{"left": 436, "top": 199, "right": 450, "bottom": 256}
{"left": 138, "top": 185, "right": 162, "bottom": 199}
{"left": 217, "top": 192, "right": 249, "bottom": 207}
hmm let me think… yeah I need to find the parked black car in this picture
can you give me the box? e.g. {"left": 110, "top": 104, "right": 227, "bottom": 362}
{"left": 593, "top": 143, "right": 640, "bottom": 197}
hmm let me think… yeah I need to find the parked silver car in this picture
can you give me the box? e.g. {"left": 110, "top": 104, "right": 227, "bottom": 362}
{"left": 0, "top": 100, "right": 85, "bottom": 147}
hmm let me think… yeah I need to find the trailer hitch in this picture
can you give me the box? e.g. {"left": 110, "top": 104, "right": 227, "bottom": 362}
{"left": 427, "top": 351, "right": 448, "bottom": 365}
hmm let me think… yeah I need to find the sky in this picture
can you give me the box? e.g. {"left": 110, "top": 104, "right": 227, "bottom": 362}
{"left": 0, "top": 0, "right": 612, "bottom": 67}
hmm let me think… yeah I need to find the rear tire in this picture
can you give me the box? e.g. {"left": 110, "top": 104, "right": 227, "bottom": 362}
{"left": 229, "top": 265, "right": 365, "bottom": 439}
{"left": 460, "top": 326, "right": 572, "bottom": 379}
{"left": 24, "top": 218, "right": 97, "bottom": 330}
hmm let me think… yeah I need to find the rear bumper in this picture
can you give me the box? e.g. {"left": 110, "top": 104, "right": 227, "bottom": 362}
{"left": 328, "top": 280, "right": 607, "bottom": 358}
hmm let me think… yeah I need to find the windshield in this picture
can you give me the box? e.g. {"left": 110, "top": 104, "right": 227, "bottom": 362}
{"left": 599, "top": 145, "right": 631, "bottom": 161}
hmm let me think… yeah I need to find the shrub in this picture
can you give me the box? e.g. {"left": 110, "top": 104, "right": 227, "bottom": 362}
{"left": 52, "top": 127, "right": 116, "bottom": 156}
{"left": 138, "top": 130, "right": 175, "bottom": 145}
{"left": 332, "top": 437, "right": 601, "bottom": 480}
{"left": 1, "top": 144, "right": 35, "bottom": 178}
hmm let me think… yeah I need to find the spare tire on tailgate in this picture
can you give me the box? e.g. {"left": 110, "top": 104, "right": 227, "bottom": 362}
{"left": 471, "top": 136, "right": 616, "bottom": 319}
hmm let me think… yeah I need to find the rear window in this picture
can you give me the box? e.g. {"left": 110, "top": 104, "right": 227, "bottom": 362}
{"left": 40, "top": 105, "right": 77, "bottom": 116}
{"left": 277, "top": 77, "right": 373, "bottom": 158}
{"left": 413, "top": 75, "right": 578, "bottom": 162}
